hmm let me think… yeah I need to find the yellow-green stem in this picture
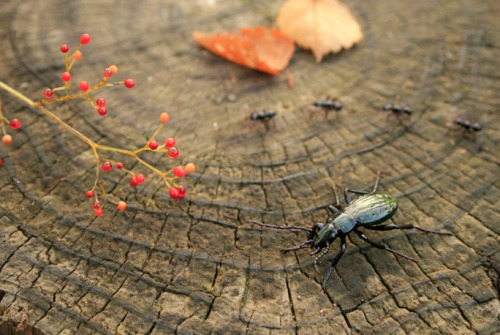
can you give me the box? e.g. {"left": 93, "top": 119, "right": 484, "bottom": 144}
{"left": 0, "top": 80, "right": 176, "bottom": 187}
{"left": 0, "top": 80, "right": 95, "bottom": 147}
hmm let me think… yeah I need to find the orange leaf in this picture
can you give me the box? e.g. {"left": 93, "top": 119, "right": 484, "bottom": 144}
{"left": 277, "top": 0, "right": 363, "bottom": 62}
{"left": 193, "top": 26, "right": 295, "bottom": 75}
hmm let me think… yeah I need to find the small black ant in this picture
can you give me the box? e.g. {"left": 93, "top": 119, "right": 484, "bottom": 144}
{"left": 448, "top": 118, "right": 483, "bottom": 139}
{"left": 381, "top": 104, "right": 413, "bottom": 116}
{"left": 311, "top": 97, "right": 343, "bottom": 119}
{"left": 314, "top": 100, "right": 343, "bottom": 111}
{"left": 380, "top": 97, "right": 412, "bottom": 124}
{"left": 249, "top": 110, "right": 276, "bottom": 131}
{"left": 453, "top": 118, "right": 482, "bottom": 132}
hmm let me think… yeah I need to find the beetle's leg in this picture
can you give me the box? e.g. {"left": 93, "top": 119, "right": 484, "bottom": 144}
{"left": 344, "top": 188, "right": 368, "bottom": 204}
{"left": 250, "top": 221, "right": 313, "bottom": 232}
{"left": 333, "top": 182, "right": 340, "bottom": 207}
{"left": 313, "top": 243, "right": 330, "bottom": 273}
{"left": 328, "top": 205, "right": 341, "bottom": 214}
{"left": 414, "top": 226, "right": 453, "bottom": 235}
{"left": 344, "top": 172, "right": 381, "bottom": 203}
{"left": 355, "top": 230, "right": 417, "bottom": 263}
{"left": 364, "top": 223, "right": 415, "bottom": 231}
{"left": 372, "top": 171, "right": 381, "bottom": 193}
{"left": 322, "top": 236, "right": 346, "bottom": 290}
{"left": 283, "top": 239, "right": 314, "bottom": 253}
{"left": 366, "top": 224, "right": 452, "bottom": 236}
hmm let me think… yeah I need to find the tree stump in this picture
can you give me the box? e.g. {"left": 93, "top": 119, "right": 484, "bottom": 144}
{"left": 0, "top": 0, "right": 498, "bottom": 334}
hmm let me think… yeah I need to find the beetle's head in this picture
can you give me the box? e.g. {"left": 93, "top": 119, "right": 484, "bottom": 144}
{"left": 312, "top": 223, "right": 339, "bottom": 248}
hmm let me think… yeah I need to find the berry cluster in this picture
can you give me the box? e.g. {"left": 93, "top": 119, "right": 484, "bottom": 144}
{"left": 0, "top": 33, "right": 196, "bottom": 217}
{"left": 39, "top": 33, "right": 134, "bottom": 117}
{"left": 83, "top": 111, "right": 196, "bottom": 216}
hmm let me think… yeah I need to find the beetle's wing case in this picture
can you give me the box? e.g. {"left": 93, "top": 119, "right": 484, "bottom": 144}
{"left": 344, "top": 194, "right": 398, "bottom": 225}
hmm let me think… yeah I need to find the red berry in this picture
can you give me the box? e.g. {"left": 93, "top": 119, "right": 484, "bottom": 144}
{"left": 135, "top": 174, "right": 146, "bottom": 184}
{"left": 96, "top": 97, "right": 106, "bottom": 107}
{"left": 177, "top": 186, "right": 186, "bottom": 198}
{"left": 164, "top": 137, "right": 176, "bottom": 148}
{"left": 160, "top": 113, "right": 170, "bottom": 124}
{"left": 43, "top": 88, "right": 54, "bottom": 99}
{"left": 97, "top": 107, "right": 107, "bottom": 116}
{"left": 73, "top": 50, "right": 82, "bottom": 60}
{"left": 169, "top": 187, "right": 179, "bottom": 199}
{"left": 149, "top": 140, "right": 159, "bottom": 150}
{"left": 86, "top": 190, "right": 94, "bottom": 198}
{"left": 79, "top": 81, "right": 89, "bottom": 91}
{"left": 101, "top": 161, "right": 112, "bottom": 171}
{"left": 60, "top": 44, "right": 69, "bottom": 53}
{"left": 167, "top": 147, "right": 179, "bottom": 159}
{"left": 95, "top": 208, "right": 103, "bottom": 216}
{"left": 103, "top": 68, "right": 113, "bottom": 78}
{"left": 9, "top": 119, "right": 21, "bottom": 130}
{"left": 80, "top": 33, "right": 91, "bottom": 44}
{"left": 116, "top": 162, "right": 123, "bottom": 169}
{"left": 173, "top": 166, "right": 186, "bottom": 178}
{"left": 185, "top": 163, "right": 196, "bottom": 174}
{"left": 92, "top": 199, "right": 101, "bottom": 210}
{"left": 109, "top": 65, "right": 118, "bottom": 74}
{"left": 117, "top": 201, "right": 127, "bottom": 211}
{"left": 2, "top": 134, "right": 12, "bottom": 145}
{"left": 61, "top": 72, "right": 71, "bottom": 81}
{"left": 124, "top": 79, "right": 135, "bottom": 88}
{"left": 130, "top": 178, "right": 139, "bottom": 187}
{"left": 0, "top": 158, "right": 2, "bottom": 167}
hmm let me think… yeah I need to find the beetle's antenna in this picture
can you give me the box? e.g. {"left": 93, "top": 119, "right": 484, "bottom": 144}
{"left": 283, "top": 240, "right": 314, "bottom": 253}
{"left": 250, "top": 221, "right": 313, "bottom": 232}
{"left": 373, "top": 171, "right": 381, "bottom": 193}
{"left": 333, "top": 183, "right": 340, "bottom": 206}
{"left": 327, "top": 178, "right": 340, "bottom": 207}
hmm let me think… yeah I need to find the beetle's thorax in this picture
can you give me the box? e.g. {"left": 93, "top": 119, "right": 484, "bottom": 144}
{"left": 332, "top": 213, "right": 357, "bottom": 234}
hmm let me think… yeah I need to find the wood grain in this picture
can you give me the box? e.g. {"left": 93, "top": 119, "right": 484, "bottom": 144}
{"left": 0, "top": 0, "right": 498, "bottom": 334}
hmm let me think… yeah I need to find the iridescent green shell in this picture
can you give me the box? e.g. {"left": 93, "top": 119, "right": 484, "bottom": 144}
{"left": 344, "top": 194, "right": 398, "bottom": 225}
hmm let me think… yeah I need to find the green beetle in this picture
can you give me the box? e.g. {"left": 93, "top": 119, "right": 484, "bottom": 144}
{"left": 252, "top": 174, "right": 451, "bottom": 290}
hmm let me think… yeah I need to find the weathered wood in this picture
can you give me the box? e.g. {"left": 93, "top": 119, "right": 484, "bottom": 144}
{"left": 0, "top": 0, "right": 499, "bottom": 334}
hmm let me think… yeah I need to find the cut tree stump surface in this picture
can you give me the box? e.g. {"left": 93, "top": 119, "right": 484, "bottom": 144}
{"left": 0, "top": 0, "right": 499, "bottom": 334}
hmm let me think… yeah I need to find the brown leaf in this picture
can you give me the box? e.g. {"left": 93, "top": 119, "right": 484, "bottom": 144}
{"left": 193, "top": 26, "right": 295, "bottom": 75}
{"left": 277, "top": 0, "right": 363, "bottom": 62}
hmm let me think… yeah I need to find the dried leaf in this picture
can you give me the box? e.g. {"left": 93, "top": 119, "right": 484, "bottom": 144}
{"left": 277, "top": 0, "right": 363, "bottom": 62}
{"left": 193, "top": 26, "right": 295, "bottom": 75}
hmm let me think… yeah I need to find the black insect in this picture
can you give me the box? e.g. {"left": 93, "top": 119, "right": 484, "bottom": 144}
{"left": 380, "top": 102, "right": 413, "bottom": 125}
{"left": 453, "top": 118, "right": 482, "bottom": 133}
{"left": 314, "top": 100, "right": 343, "bottom": 111}
{"left": 312, "top": 98, "right": 343, "bottom": 119}
{"left": 445, "top": 117, "right": 483, "bottom": 142}
{"left": 381, "top": 103, "right": 413, "bottom": 116}
{"left": 250, "top": 110, "right": 276, "bottom": 131}
{"left": 252, "top": 174, "right": 451, "bottom": 290}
